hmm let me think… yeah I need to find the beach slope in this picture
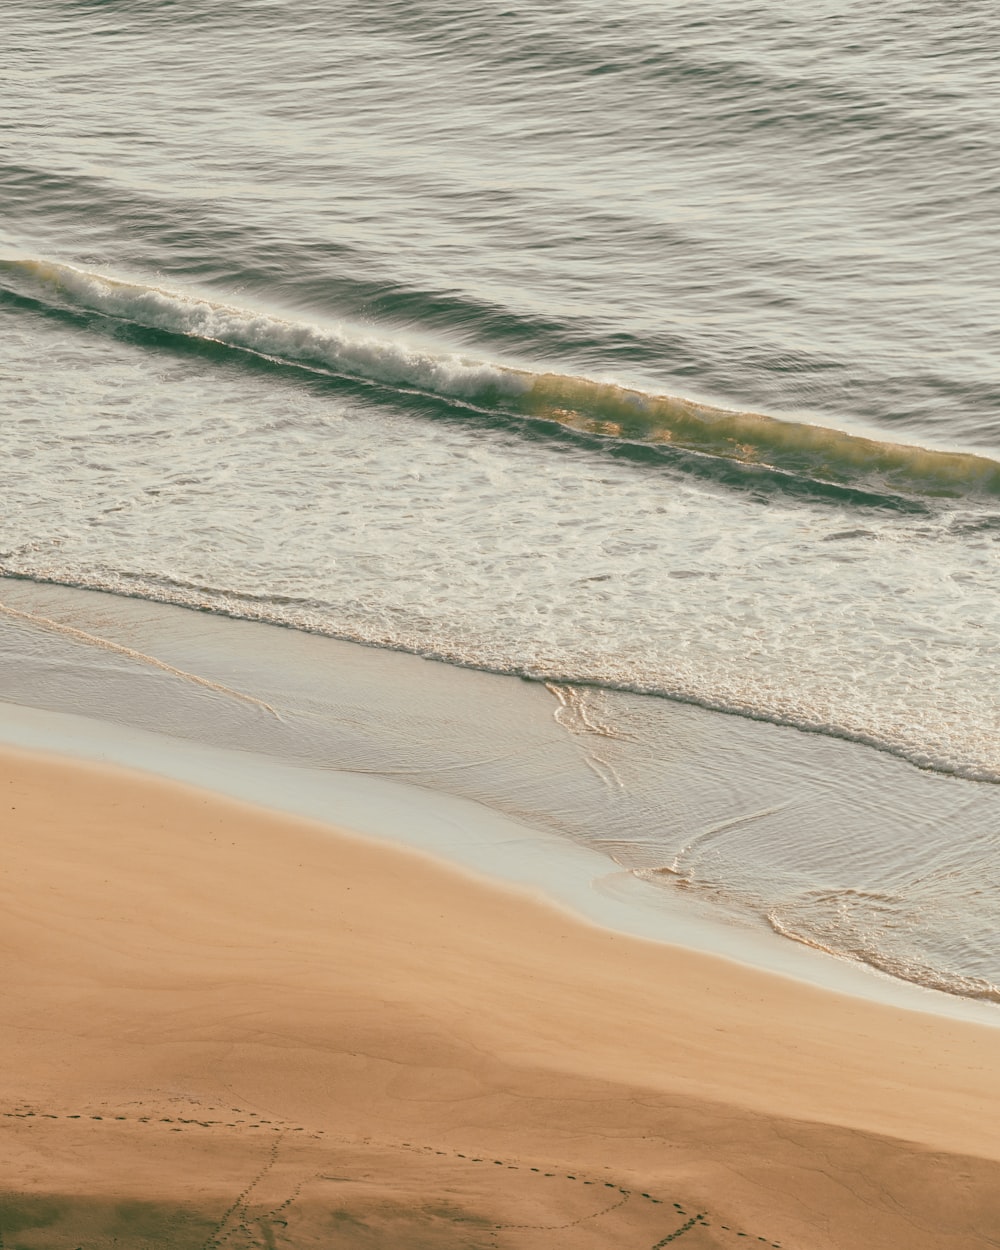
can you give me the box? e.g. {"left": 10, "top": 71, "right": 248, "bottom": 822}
{"left": 2, "top": 748, "right": 999, "bottom": 1249}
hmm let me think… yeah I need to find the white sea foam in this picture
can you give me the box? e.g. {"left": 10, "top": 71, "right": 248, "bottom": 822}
{"left": 2, "top": 293, "right": 999, "bottom": 785}
{"left": 4, "top": 258, "right": 525, "bottom": 402}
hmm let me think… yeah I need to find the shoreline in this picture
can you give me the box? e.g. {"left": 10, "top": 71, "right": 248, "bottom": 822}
{"left": 3, "top": 694, "right": 999, "bottom": 1030}
{"left": 2, "top": 744, "right": 1000, "bottom": 1248}
{"left": 3, "top": 575, "right": 1000, "bottom": 1021}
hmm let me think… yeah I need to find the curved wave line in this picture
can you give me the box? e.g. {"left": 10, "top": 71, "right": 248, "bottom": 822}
{"left": 766, "top": 909, "right": 1000, "bottom": 1004}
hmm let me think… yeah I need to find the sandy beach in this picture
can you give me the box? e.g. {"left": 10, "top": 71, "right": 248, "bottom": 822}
{"left": 2, "top": 745, "right": 999, "bottom": 1249}
{"left": 8, "top": 5, "right": 1000, "bottom": 1247}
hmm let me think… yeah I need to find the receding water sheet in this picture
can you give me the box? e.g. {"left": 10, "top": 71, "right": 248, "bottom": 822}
{"left": 3, "top": 580, "right": 999, "bottom": 1015}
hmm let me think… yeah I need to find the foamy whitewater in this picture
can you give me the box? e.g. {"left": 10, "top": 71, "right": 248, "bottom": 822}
{"left": 3, "top": 0, "right": 1000, "bottom": 1002}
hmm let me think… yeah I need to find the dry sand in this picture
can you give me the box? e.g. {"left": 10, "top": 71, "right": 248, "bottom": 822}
{"left": 2, "top": 746, "right": 999, "bottom": 1249}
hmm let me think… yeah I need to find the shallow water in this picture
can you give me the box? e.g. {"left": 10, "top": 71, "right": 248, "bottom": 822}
{"left": 3, "top": 580, "right": 999, "bottom": 1009}
{"left": 3, "top": 1, "right": 999, "bottom": 1000}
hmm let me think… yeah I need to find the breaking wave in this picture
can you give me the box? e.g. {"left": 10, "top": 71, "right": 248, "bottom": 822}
{"left": 5, "top": 256, "right": 1000, "bottom": 501}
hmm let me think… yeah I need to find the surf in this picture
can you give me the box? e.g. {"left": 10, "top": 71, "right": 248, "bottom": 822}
{"left": 5, "top": 255, "right": 1000, "bottom": 502}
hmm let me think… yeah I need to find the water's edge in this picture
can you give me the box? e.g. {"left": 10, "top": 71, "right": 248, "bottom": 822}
{"left": 2, "top": 578, "right": 997, "bottom": 1028}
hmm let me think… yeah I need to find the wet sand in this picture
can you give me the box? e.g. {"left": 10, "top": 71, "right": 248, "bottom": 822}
{"left": 6, "top": 575, "right": 1000, "bottom": 1015}
{"left": 2, "top": 746, "right": 1000, "bottom": 1248}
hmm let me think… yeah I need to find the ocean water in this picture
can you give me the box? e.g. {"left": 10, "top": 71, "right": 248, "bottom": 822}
{"left": 3, "top": 1, "right": 999, "bottom": 1001}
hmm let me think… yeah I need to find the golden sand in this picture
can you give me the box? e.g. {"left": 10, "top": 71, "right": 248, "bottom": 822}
{"left": 2, "top": 747, "right": 999, "bottom": 1248}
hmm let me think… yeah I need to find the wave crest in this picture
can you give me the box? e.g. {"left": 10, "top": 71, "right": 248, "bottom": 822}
{"left": 5, "top": 256, "right": 1000, "bottom": 500}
